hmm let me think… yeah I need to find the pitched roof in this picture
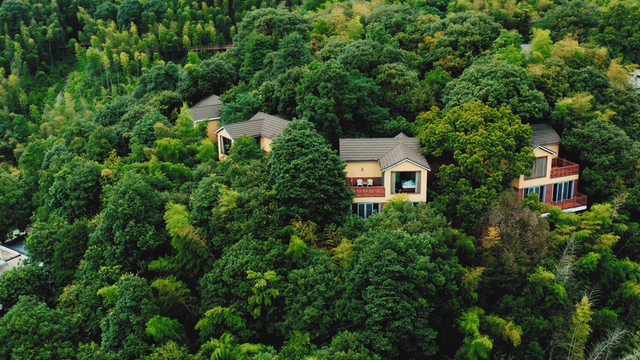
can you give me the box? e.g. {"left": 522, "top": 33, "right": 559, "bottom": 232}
{"left": 216, "top": 112, "right": 290, "bottom": 140}
{"left": 190, "top": 94, "right": 223, "bottom": 121}
{"left": 530, "top": 123, "right": 561, "bottom": 147}
{"left": 339, "top": 134, "right": 431, "bottom": 171}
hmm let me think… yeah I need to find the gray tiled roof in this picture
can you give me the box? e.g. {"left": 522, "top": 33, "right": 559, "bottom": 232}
{"left": 190, "top": 94, "right": 223, "bottom": 121}
{"left": 530, "top": 123, "right": 561, "bottom": 147}
{"left": 217, "top": 112, "right": 290, "bottom": 140}
{"left": 339, "top": 133, "right": 431, "bottom": 171}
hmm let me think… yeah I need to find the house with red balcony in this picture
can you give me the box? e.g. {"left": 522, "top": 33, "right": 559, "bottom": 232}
{"left": 513, "top": 123, "right": 587, "bottom": 212}
{"left": 339, "top": 133, "right": 431, "bottom": 218}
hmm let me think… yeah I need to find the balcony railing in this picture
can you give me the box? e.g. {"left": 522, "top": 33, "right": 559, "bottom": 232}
{"left": 551, "top": 192, "right": 587, "bottom": 210}
{"left": 551, "top": 158, "right": 580, "bottom": 178}
{"left": 351, "top": 185, "right": 386, "bottom": 197}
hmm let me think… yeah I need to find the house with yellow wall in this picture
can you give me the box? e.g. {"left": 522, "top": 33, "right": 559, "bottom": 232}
{"left": 339, "top": 133, "right": 431, "bottom": 218}
{"left": 513, "top": 123, "right": 587, "bottom": 212}
{"left": 214, "top": 112, "right": 290, "bottom": 160}
{"left": 189, "top": 94, "right": 223, "bottom": 140}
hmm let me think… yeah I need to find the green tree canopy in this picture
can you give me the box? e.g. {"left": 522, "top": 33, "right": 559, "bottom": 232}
{"left": 414, "top": 102, "right": 535, "bottom": 229}
{"left": 444, "top": 58, "right": 550, "bottom": 122}
{"left": 0, "top": 296, "right": 79, "bottom": 359}
{"left": 269, "top": 119, "right": 353, "bottom": 225}
{"left": 295, "top": 60, "right": 389, "bottom": 144}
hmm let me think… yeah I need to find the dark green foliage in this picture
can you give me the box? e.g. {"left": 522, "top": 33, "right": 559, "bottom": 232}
{"left": 0, "top": 167, "right": 31, "bottom": 240}
{"left": 194, "top": 59, "right": 237, "bottom": 100}
{"left": 94, "top": 1, "right": 118, "bottom": 22}
{"left": 229, "top": 135, "right": 265, "bottom": 165}
{"left": 337, "top": 40, "right": 404, "bottom": 77}
{"left": 597, "top": 3, "right": 640, "bottom": 63}
{"left": 95, "top": 96, "right": 135, "bottom": 127}
{"left": 311, "top": 331, "right": 381, "bottom": 359}
{"left": 444, "top": 58, "right": 550, "bottom": 122}
{"left": 88, "top": 171, "right": 168, "bottom": 272}
{"left": 533, "top": 0, "right": 601, "bottom": 43}
{"left": 134, "top": 63, "right": 181, "bottom": 99}
{"left": 563, "top": 120, "right": 639, "bottom": 200}
{"left": 0, "top": 0, "right": 30, "bottom": 36}
{"left": 271, "top": 33, "right": 311, "bottom": 77}
{"left": 240, "top": 33, "right": 276, "bottom": 81}
{"left": 295, "top": 60, "right": 389, "bottom": 143}
{"left": 131, "top": 110, "right": 172, "bottom": 149}
{"left": 27, "top": 217, "right": 91, "bottom": 289}
{"left": 0, "top": 296, "right": 79, "bottom": 359}
{"left": 46, "top": 159, "right": 102, "bottom": 221}
{"left": 101, "top": 274, "right": 160, "bottom": 358}
{"left": 116, "top": 0, "right": 143, "bottom": 29}
{"left": 141, "top": 0, "right": 167, "bottom": 26}
{"left": 220, "top": 91, "right": 261, "bottom": 124}
{"left": 269, "top": 120, "right": 353, "bottom": 225}
{"left": 234, "top": 8, "right": 312, "bottom": 49}
{"left": 0, "top": 263, "right": 53, "bottom": 309}
{"left": 364, "top": 5, "right": 416, "bottom": 36}
{"left": 425, "top": 11, "right": 503, "bottom": 76}
{"left": 342, "top": 230, "right": 461, "bottom": 358}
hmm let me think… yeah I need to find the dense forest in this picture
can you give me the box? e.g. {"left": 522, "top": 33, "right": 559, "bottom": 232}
{"left": 2, "top": 0, "right": 640, "bottom": 358}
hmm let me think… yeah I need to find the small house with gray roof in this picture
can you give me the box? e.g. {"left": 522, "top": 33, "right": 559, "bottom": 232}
{"left": 339, "top": 133, "right": 431, "bottom": 218}
{"left": 189, "top": 94, "right": 223, "bottom": 140}
{"left": 214, "top": 112, "right": 290, "bottom": 160}
{"left": 512, "top": 123, "right": 586, "bottom": 213}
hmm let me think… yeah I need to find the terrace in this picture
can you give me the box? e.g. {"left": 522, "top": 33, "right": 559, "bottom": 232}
{"left": 551, "top": 158, "right": 580, "bottom": 179}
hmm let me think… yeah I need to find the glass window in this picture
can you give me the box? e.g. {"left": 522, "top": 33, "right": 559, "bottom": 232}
{"left": 553, "top": 181, "right": 574, "bottom": 201}
{"left": 351, "top": 203, "right": 380, "bottom": 219}
{"left": 221, "top": 137, "right": 233, "bottom": 155}
{"left": 525, "top": 157, "right": 547, "bottom": 179}
{"left": 523, "top": 185, "right": 545, "bottom": 202}
{"left": 391, "top": 172, "right": 420, "bottom": 194}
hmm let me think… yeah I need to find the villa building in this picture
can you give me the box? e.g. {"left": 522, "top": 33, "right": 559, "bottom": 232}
{"left": 215, "top": 112, "right": 290, "bottom": 160}
{"left": 513, "top": 123, "right": 587, "bottom": 212}
{"left": 339, "top": 133, "right": 431, "bottom": 218}
{"left": 189, "top": 94, "right": 223, "bottom": 139}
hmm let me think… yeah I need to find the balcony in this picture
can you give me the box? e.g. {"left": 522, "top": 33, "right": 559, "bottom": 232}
{"left": 551, "top": 192, "right": 587, "bottom": 210}
{"left": 551, "top": 158, "right": 580, "bottom": 179}
{"left": 351, "top": 186, "right": 386, "bottom": 197}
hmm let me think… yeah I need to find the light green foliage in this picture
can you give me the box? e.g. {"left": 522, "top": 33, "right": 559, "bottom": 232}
{"left": 493, "top": 30, "right": 524, "bottom": 66}
{"left": 151, "top": 275, "right": 196, "bottom": 318}
{"left": 280, "top": 332, "right": 314, "bottom": 360}
{"left": 145, "top": 315, "right": 185, "bottom": 343}
{"left": 462, "top": 267, "right": 485, "bottom": 301}
{"left": 567, "top": 296, "right": 593, "bottom": 360}
{"left": 414, "top": 102, "right": 535, "bottom": 230}
{"left": 97, "top": 284, "right": 118, "bottom": 306}
{"left": 196, "top": 139, "right": 218, "bottom": 163}
{"left": 285, "top": 235, "right": 307, "bottom": 262}
{"left": 457, "top": 307, "right": 494, "bottom": 360}
{"left": 196, "top": 307, "right": 247, "bottom": 341}
{"left": 527, "top": 29, "right": 553, "bottom": 63}
{"left": 247, "top": 270, "right": 280, "bottom": 318}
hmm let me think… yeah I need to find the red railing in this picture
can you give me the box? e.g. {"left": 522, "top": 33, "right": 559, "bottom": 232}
{"left": 551, "top": 158, "right": 580, "bottom": 178}
{"left": 351, "top": 186, "right": 386, "bottom": 197}
{"left": 551, "top": 192, "right": 587, "bottom": 210}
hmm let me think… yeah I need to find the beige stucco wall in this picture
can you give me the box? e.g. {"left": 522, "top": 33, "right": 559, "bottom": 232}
{"left": 352, "top": 160, "right": 428, "bottom": 203}
{"left": 261, "top": 137, "right": 273, "bottom": 152}
{"left": 512, "top": 145, "right": 578, "bottom": 189}
{"left": 217, "top": 128, "right": 232, "bottom": 160}
{"left": 345, "top": 162, "right": 383, "bottom": 180}
{"left": 206, "top": 120, "right": 220, "bottom": 140}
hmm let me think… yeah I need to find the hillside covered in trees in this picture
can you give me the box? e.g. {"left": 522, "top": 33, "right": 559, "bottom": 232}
{"left": 2, "top": 0, "right": 640, "bottom": 358}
